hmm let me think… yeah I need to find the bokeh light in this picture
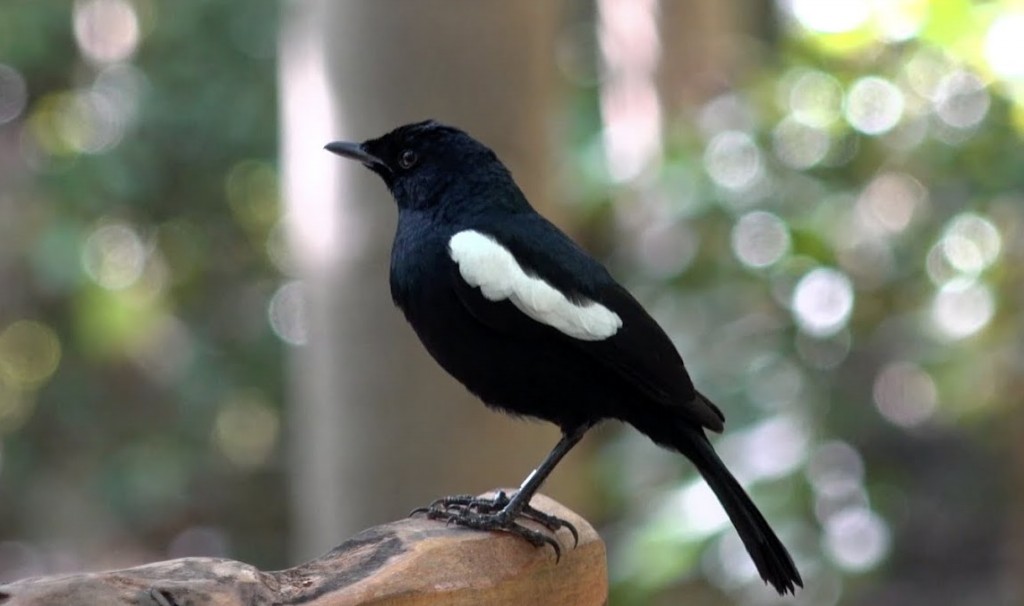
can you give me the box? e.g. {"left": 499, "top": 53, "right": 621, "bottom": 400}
{"left": 925, "top": 240, "right": 959, "bottom": 285}
{"left": 933, "top": 70, "right": 989, "bottom": 130}
{"left": 874, "top": 0, "right": 926, "bottom": 42}
{"left": 731, "top": 211, "right": 790, "bottom": 269}
{"left": 856, "top": 171, "right": 927, "bottom": 236}
{"left": 81, "top": 222, "right": 147, "bottom": 290}
{"left": 791, "top": 268, "right": 855, "bottom": 336}
{"left": 772, "top": 117, "right": 831, "bottom": 169}
{"left": 823, "top": 506, "right": 891, "bottom": 572}
{"left": 268, "top": 280, "right": 308, "bottom": 346}
{"left": 720, "top": 415, "right": 810, "bottom": 482}
{"left": 786, "top": 0, "right": 870, "bottom": 34}
{"left": 0, "top": 321, "right": 62, "bottom": 390}
{"left": 844, "top": 77, "right": 904, "bottom": 135}
{"left": 93, "top": 62, "right": 146, "bottom": 126}
{"left": 985, "top": 13, "right": 1024, "bottom": 79}
{"left": 703, "top": 131, "right": 763, "bottom": 192}
{"left": 213, "top": 393, "right": 280, "bottom": 469}
{"left": 29, "top": 90, "right": 129, "bottom": 156}
{"left": 664, "top": 479, "right": 730, "bottom": 538}
{"left": 931, "top": 277, "right": 994, "bottom": 339}
{"left": 807, "top": 441, "right": 864, "bottom": 499}
{"left": 903, "top": 47, "right": 955, "bottom": 100}
{"left": 873, "top": 361, "right": 938, "bottom": 428}
{"left": 0, "top": 64, "right": 28, "bottom": 125}
{"left": 65, "top": 90, "right": 128, "bottom": 154}
{"left": 940, "top": 212, "right": 1001, "bottom": 275}
{"left": 786, "top": 69, "right": 844, "bottom": 128}
{"left": 265, "top": 221, "right": 297, "bottom": 275}
{"left": 73, "top": 0, "right": 140, "bottom": 64}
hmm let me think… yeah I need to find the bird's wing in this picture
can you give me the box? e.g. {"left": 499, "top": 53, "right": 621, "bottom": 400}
{"left": 447, "top": 216, "right": 725, "bottom": 432}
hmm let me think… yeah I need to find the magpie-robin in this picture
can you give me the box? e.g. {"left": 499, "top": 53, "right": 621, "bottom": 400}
{"left": 326, "top": 121, "right": 802, "bottom": 595}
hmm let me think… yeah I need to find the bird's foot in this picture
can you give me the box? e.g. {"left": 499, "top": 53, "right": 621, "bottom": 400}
{"left": 414, "top": 491, "right": 580, "bottom": 544}
{"left": 410, "top": 491, "right": 578, "bottom": 561}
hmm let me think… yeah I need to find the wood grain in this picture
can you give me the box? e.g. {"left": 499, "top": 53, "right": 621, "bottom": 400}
{"left": 0, "top": 494, "right": 606, "bottom": 606}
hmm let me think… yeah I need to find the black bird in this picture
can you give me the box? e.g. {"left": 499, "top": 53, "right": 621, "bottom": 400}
{"left": 325, "top": 120, "right": 802, "bottom": 595}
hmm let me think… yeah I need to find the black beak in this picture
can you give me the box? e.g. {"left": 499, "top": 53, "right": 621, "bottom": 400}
{"left": 324, "top": 141, "right": 387, "bottom": 170}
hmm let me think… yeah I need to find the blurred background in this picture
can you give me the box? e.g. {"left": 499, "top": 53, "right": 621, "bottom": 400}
{"left": 0, "top": 1, "right": 1021, "bottom": 604}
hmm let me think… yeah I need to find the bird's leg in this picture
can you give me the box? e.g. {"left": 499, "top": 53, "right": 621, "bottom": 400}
{"left": 412, "top": 424, "right": 590, "bottom": 560}
{"left": 493, "top": 425, "right": 589, "bottom": 536}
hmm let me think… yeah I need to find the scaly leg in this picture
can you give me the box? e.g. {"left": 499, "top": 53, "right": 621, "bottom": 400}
{"left": 412, "top": 425, "right": 590, "bottom": 560}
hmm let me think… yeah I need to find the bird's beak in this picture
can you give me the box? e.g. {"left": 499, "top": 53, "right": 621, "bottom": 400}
{"left": 324, "top": 141, "right": 387, "bottom": 170}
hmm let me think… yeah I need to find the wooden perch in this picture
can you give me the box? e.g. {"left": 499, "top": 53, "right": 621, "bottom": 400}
{"left": 0, "top": 493, "right": 607, "bottom": 605}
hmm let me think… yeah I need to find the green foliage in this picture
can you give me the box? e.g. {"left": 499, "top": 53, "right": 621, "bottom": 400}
{"left": 576, "top": 2, "right": 1024, "bottom": 603}
{"left": 0, "top": 0, "right": 284, "bottom": 571}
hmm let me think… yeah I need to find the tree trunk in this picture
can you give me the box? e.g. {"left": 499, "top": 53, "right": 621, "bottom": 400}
{"left": 657, "top": 0, "right": 744, "bottom": 113}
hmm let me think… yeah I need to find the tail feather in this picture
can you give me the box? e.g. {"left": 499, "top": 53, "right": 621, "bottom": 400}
{"left": 685, "top": 432, "right": 802, "bottom": 595}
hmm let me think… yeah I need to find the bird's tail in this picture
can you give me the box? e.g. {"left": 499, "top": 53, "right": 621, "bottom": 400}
{"left": 680, "top": 431, "right": 802, "bottom": 595}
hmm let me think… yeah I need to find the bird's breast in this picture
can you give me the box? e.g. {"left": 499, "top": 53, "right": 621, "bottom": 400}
{"left": 388, "top": 212, "right": 450, "bottom": 307}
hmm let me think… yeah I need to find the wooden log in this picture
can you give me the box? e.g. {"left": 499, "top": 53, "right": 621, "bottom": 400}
{"left": 0, "top": 494, "right": 606, "bottom": 606}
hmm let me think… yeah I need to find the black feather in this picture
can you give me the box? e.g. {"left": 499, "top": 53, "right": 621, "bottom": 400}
{"left": 327, "top": 120, "right": 802, "bottom": 594}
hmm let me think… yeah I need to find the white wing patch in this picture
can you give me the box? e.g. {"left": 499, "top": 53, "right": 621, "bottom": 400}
{"left": 448, "top": 230, "right": 622, "bottom": 341}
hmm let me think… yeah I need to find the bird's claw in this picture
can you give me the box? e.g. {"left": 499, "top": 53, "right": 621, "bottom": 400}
{"left": 408, "top": 493, "right": 481, "bottom": 517}
{"left": 410, "top": 492, "right": 579, "bottom": 559}
{"left": 432, "top": 507, "right": 564, "bottom": 561}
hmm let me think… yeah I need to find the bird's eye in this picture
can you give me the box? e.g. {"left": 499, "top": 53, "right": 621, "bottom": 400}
{"left": 398, "top": 149, "right": 418, "bottom": 169}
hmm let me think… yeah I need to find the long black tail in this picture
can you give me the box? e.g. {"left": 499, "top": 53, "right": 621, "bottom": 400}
{"left": 682, "top": 430, "right": 802, "bottom": 595}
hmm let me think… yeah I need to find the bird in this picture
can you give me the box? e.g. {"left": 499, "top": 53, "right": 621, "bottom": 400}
{"left": 325, "top": 120, "right": 802, "bottom": 595}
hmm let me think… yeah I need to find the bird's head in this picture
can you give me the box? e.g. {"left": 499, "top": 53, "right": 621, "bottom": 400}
{"left": 325, "top": 120, "right": 521, "bottom": 213}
